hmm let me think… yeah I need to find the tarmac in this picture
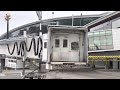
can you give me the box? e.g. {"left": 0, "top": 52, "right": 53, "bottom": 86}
{"left": 1, "top": 67, "right": 120, "bottom": 79}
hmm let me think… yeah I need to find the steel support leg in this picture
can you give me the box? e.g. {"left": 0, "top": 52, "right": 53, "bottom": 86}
{"left": 38, "top": 59, "right": 41, "bottom": 74}
{"left": 22, "top": 60, "right": 25, "bottom": 75}
{"left": 118, "top": 59, "right": 119, "bottom": 70}
{"left": 0, "top": 59, "right": 2, "bottom": 73}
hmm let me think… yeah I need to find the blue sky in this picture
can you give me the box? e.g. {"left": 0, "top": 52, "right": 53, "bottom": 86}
{"left": 0, "top": 11, "right": 114, "bottom": 35}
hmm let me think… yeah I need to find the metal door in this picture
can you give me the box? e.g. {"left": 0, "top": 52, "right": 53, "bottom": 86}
{"left": 52, "top": 34, "right": 79, "bottom": 62}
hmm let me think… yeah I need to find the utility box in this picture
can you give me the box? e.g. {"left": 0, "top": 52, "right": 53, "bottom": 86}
{"left": 46, "top": 25, "right": 88, "bottom": 70}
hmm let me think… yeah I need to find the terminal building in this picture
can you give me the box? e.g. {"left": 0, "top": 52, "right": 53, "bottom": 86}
{"left": 85, "top": 11, "right": 120, "bottom": 69}
{"left": 0, "top": 12, "right": 110, "bottom": 39}
{"left": 85, "top": 11, "right": 120, "bottom": 56}
{"left": 1, "top": 11, "right": 119, "bottom": 70}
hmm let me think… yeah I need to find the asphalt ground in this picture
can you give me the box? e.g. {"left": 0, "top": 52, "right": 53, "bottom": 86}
{"left": 0, "top": 67, "right": 120, "bottom": 79}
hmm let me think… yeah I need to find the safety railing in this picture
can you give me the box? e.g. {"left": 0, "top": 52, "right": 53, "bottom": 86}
{"left": 89, "top": 56, "right": 120, "bottom": 60}
{"left": 88, "top": 56, "right": 120, "bottom": 69}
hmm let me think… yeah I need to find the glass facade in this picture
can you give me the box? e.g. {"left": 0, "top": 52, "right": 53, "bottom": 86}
{"left": 27, "top": 25, "right": 40, "bottom": 36}
{"left": 0, "top": 16, "right": 100, "bottom": 39}
{"left": 90, "top": 21, "right": 112, "bottom": 31}
{"left": 52, "top": 17, "right": 99, "bottom": 26}
{"left": 9, "top": 30, "right": 23, "bottom": 38}
{"left": 88, "top": 30, "right": 113, "bottom": 51}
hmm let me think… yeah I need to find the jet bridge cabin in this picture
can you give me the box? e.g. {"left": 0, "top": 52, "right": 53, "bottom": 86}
{"left": 47, "top": 25, "right": 88, "bottom": 67}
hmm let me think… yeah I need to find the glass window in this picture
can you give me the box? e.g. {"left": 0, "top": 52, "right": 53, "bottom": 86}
{"left": 44, "top": 42, "right": 47, "bottom": 48}
{"left": 88, "top": 32, "right": 93, "bottom": 37}
{"left": 95, "top": 46, "right": 101, "bottom": 50}
{"left": 100, "top": 36, "right": 106, "bottom": 45}
{"left": 71, "top": 42, "right": 79, "bottom": 50}
{"left": 94, "top": 36, "right": 100, "bottom": 46}
{"left": 107, "top": 45, "right": 113, "bottom": 49}
{"left": 94, "top": 36, "right": 100, "bottom": 50}
{"left": 89, "top": 37, "right": 94, "bottom": 46}
{"left": 55, "top": 39, "right": 60, "bottom": 48}
{"left": 27, "top": 25, "right": 40, "bottom": 36}
{"left": 10, "top": 30, "right": 23, "bottom": 38}
{"left": 88, "top": 30, "right": 113, "bottom": 51}
{"left": 106, "top": 35, "right": 113, "bottom": 45}
{"left": 100, "top": 31, "right": 105, "bottom": 36}
{"left": 63, "top": 39, "right": 68, "bottom": 48}
{"left": 89, "top": 46, "right": 96, "bottom": 51}
{"left": 94, "top": 32, "right": 99, "bottom": 36}
{"left": 100, "top": 45, "right": 107, "bottom": 50}
{"left": 106, "top": 30, "right": 112, "bottom": 35}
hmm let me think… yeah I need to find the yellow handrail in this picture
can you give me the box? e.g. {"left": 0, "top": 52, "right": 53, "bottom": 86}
{"left": 88, "top": 56, "right": 120, "bottom": 61}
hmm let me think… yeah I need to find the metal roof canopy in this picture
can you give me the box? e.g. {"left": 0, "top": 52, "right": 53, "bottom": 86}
{"left": 0, "top": 12, "right": 107, "bottom": 40}
{"left": 48, "top": 25, "right": 88, "bottom": 31}
{"left": 84, "top": 11, "right": 120, "bottom": 30}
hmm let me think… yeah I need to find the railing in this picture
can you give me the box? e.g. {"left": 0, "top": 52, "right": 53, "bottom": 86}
{"left": 88, "top": 56, "right": 120, "bottom": 69}
{"left": 88, "top": 56, "right": 120, "bottom": 61}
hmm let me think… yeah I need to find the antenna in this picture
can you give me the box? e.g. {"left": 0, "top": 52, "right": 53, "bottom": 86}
{"left": 36, "top": 11, "right": 42, "bottom": 20}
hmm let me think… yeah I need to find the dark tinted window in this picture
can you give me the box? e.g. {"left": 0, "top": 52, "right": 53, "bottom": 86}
{"left": 55, "top": 39, "right": 60, "bottom": 47}
{"left": 71, "top": 42, "right": 79, "bottom": 50}
{"left": 44, "top": 42, "right": 47, "bottom": 48}
{"left": 63, "top": 39, "right": 68, "bottom": 47}
{"left": 27, "top": 25, "right": 40, "bottom": 36}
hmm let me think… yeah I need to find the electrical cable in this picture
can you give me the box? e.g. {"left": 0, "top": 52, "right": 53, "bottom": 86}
{"left": 7, "top": 37, "right": 42, "bottom": 58}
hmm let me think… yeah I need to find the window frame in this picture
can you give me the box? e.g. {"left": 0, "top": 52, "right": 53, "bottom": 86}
{"left": 44, "top": 42, "right": 47, "bottom": 48}
{"left": 63, "top": 39, "right": 68, "bottom": 48}
{"left": 55, "top": 39, "right": 60, "bottom": 48}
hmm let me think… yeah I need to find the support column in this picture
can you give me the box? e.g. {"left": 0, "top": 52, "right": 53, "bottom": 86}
{"left": 0, "top": 59, "right": 2, "bottom": 73}
{"left": 38, "top": 22, "right": 42, "bottom": 74}
{"left": 38, "top": 50, "right": 42, "bottom": 74}
{"left": 118, "top": 58, "right": 119, "bottom": 70}
{"left": 22, "top": 30, "right": 27, "bottom": 76}
{"left": 38, "top": 59, "right": 41, "bottom": 74}
{"left": 22, "top": 57, "right": 25, "bottom": 75}
{"left": 46, "top": 27, "right": 52, "bottom": 71}
{"left": 83, "top": 30, "right": 88, "bottom": 63}
{"left": 39, "top": 23, "right": 42, "bottom": 36}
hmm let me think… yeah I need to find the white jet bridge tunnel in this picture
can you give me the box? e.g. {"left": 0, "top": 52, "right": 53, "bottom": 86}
{"left": 0, "top": 25, "right": 88, "bottom": 79}
{"left": 0, "top": 34, "right": 43, "bottom": 76}
{"left": 46, "top": 25, "right": 88, "bottom": 70}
